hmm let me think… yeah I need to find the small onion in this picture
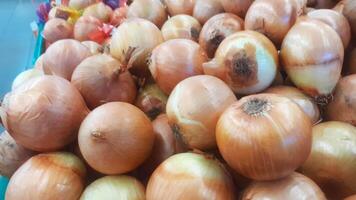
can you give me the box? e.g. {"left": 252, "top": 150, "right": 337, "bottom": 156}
{"left": 163, "top": 0, "right": 195, "bottom": 16}
{"left": 241, "top": 172, "right": 326, "bottom": 200}
{"left": 300, "top": 121, "right": 356, "bottom": 199}
{"left": 146, "top": 152, "right": 236, "bottom": 200}
{"left": 74, "top": 16, "right": 102, "bottom": 42}
{"left": 335, "top": 0, "right": 356, "bottom": 43}
{"left": 80, "top": 175, "right": 145, "bottom": 200}
{"left": 307, "top": 0, "right": 339, "bottom": 8}
{"left": 345, "top": 195, "right": 356, "bottom": 200}
{"left": 148, "top": 39, "right": 207, "bottom": 94}
{"left": 34, "top": 54, "right": 44, "bottom": 71}
{"left": 78, "top": 102, "right": 155, "bottom": 174}
{"left": 0, "top": 76, "right": 89, "bottom": 151}
{"left": 166, "top": 75, "right": 237, "bottom": 150}
{"left": 110, "top": 7, "right": 128, "bottom": 27}
{"left": 83, "top": 2, "right": 113, "bottom": 23}
{"left": 69, "top": 0, "right": 97, "bottom": 10}
{"left": 216, "top": 94, "right": 312, "bottom": 181}
{"left": 81, "top": 41, "right": 103, "bottom": 55}
{"left": 161, "top": 15, "right": 202, "bottom": 42}
{"left": 6, "top": 152, "right": 86, "bottom": 200}
{"left": 220, "top": 0, "right": 254, "bottom": 18}
{"left": 192, "top": 0, "right": 224, "bottom": 25}
{"left": 11, "top": 69, "right": 44, "bottom": 90}
{"left": 127, "top": 0, "right": 168, "bottom": 28}
{"left": 42, "top": 18, "right": 73, "bottom": 44}
{"left": 203, "top": 31, "right": 278, "bottom": 95}
{"left": 199, "top": 13, "right": 244, "bottom": 58}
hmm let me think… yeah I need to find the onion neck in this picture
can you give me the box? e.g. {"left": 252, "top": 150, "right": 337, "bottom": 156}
{"left": 243, "top": 98, "right": 271, "bottom": 117}
{"left": 171, "top": 124, "right": 189, "bottom": 151}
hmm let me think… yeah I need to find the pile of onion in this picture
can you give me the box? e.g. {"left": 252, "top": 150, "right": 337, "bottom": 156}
{"left": 192, "top": 0, "right": 224, "bottom": 25}
{"left": 81, "top": 41, "right": 103, "bottom": 55}
{"left": 82, "top": 2, "right": 113, "bottom": 23}
{"left": 162, "top": 0, "right": 195, "bottom": 16}
{"left": 42, "top": 18, "right": 73, "bottom": 44}
{"left": 127, "top": 0, "right": 168, "bottom": 28}
{"left": 220, "top": 0, "right": 254, "bottom": 18}
{"left": 69, "top": 0, "right": 97, "bottom": 10}
{"left": 11, "top": 68, "right": 44, "bottom": 90}
{"left": 161, "top": 15, "right": 202, "bottom": 42}
{"left": 74, "top": 16, "right": 102, "bottom": 42}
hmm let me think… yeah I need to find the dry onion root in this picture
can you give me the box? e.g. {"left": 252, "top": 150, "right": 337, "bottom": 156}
{"left": 161, "top": 15, "right": 202, "bottom": 42}
{"left": 42, "top": 18, "right": 73, "bottom": 44}
{"left": 127, "top": 0, "right": 168, "bottom": 28}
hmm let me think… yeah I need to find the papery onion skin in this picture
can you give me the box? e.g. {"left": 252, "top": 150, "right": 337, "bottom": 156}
{"left": 203, "top": 31, "right": 278, "bottom": 95}
{"left": 11, "top": 69, "right": 44, "bottom": 90}
{"left": 146, "top": 152, "right": 236, "bottom": 200}
{"left": 300, "top": 121, "right": 356, "bottom": 199}
{"left": 42, "top": 18, "right": 73, "bottom": 44}
{"left": 74, "top": 16, "right": 102, "bottom": 42}
{"left": 69, "top": 0, "right": 97, "bottom": 10}
{"left": 166, "top": 75, "right": 237, "bottom": 150}
{"left": 193, "top": 0, "right": 224, "bottom": 25}
{"left": 81, "top": 41, "right": 103, "bottom": 55}
{"left": 6, "top": 152, "right": 86, "bottom": 200}
{"left": 199, "top": 13, "right": 244, "bottom": 58}
{"left": 161, "top": 14, "right": 202, "bottom": 42}
{"left": 80, "top": 175, "right": 145, "bottom": 200}
{"left": 1, "top": 76, "right": 89, "bottom": 152}
{"left": 127, "top": 0, "right": 168, "bottom": 28}
{"left": 78, "top": 102, "right": 154, "bottom": 175}
{"left": 149, "top": 39, "right": 207, "bottom": 95}
{"left": 241, "top": 172, "right": 327, "bottom": 200}
{"left": 216, "top": 94, "right": 312, "bottom": 181}
{"left": 163, "top": 0, "right": 195, "bottom": 16}
{"left": 336, "top": 0, "right": 356, "bottom": 44}
{"left": 220, "top": 0, "right": 254, "bottom": 18}
{"left": 83, "top": 2, "right": 113, "bottom": 23}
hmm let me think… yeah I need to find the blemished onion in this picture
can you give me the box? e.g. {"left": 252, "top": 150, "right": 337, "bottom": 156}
{"left": 81, "top": 41, "right": 103, "bottom": 55}
{"left": 42, "top": 18, "right": 73, "bottom": 44}
{"left": 6, "top": 152, "right": 86, "bottom": 200}
{"left": 220, "top": 0, "right": 254, "bottom": 18}
{"left": 80, "top": 175, "right": 145, "bottom": 200}
{"left": 148, "top": 39, "right": 207, "bottom": 94}
{"left": 0, "top": 76, "right": 89, "bottom": 151}
{"left": 163, "top": 0, "right": 195, "bottom": 16}
{"left": 146, "top": 152, "right": 236, "bottom": 200}
{"left": 265, "top": 86, "right": 321, "bottom": 124}
{"left": 325, "top": 74, "right": 356, "bottom": 125}
{"left": 216, "top": 94, "right": 312, "bottom": 181}
{"left": 127, "top": 0, "right": 168, "bottom": 28}
{"left": 161, "top": 15, "right": 202, "bottom": 42}
{"left": 110, "top": 7, "right": 127, "bottom": 27}
{"left": 241, "top": 172, "right": 327, "bottom": 200}
{"left": 83, "top": 2, "right": 113, "bottom": 23}
{"left": 71, "top": 54, "right": 137, "bottom": 109}
{"left": 192, "top": 0, "right": 224, "bottom": 25}
{"left": 11, "top": 68, "right": 44, "bottom": 90}
{"left": 74, "top": 16, "right": 102, "bottom": 42}
{"left": 280, "top": 18, "right": 344, "bottom": 102}
{"left": 335, "top": 0, "right": 356, "bottom": 44}
{"left": 43, "top": 39, "right": 91, "bottom": 80}
{"left": 300, "top": 121, "right": 356, "bottom": 199}
{"left": 166, "top": 75, "right": 237, "bottom": 150}
{"left": 199, "top": 13, "right": 244, "bottom": 58}
{"left": 0, "top": 131, "right": 35, "bottom": 178}
{"left": 203, "top": 31, "right": 278, "bottom": 95}
{"left": 345, "top": 195, "right": 356, "bottom": 200}
{"left": 69, "top": 0, "right": 97, "bottom": 10}
{"left": 34, "top": 54, "right": 44, "bottom": 71}
{"left": 78, "top": 102, "right": 155, "bottom": 175}
{"left": 308, "top": 0, "right": 339, "bottom": 8}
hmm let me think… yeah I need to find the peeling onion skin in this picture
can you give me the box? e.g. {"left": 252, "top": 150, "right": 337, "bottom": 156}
{"left": 6, "top": 152, "right": 86, "bottom": 200}
{"left": 300, "top": 121, "right": 356, "bottom": 199}
{"left": 69, "top": 0, "right": 97, "bottom": 10}
{"left": 146, "top": 152, "right": 236, "bottom": 200}
{"left": 81, "top": 41, "right": 103, "bottom": 55}
{"left": 280, "top": 18, "right": 344, "bottom": 99}
{"left": 82, "top": 2, "right": 113, "bottom": 23}
{"left": 127, "top": 0, "right": 168, "bottom": 28}
{"left": 42, "top": 18, "right": 73, "bottom": 44}
{"left": 74, "top": 16, "right": 102, "bottom": 42}
{"left": 78, "top": 102, "right": 155, "bottom": 175}
{"left": 149, "top": 39, "right": 207, "bottom": 95}
{"left": 241, "top": 172, "right": 327, "bottom": 200}
{"left": 166, "top": 75, "right": 237, "bottom": 150}
{"left": 220, "top": 0, "right": 253, "bottom": 18}
{"left": 193, "top": 0, "right": 224, "bottom": 25}
{"left": 199, "top": 13, "right": 244, "bottom": 58}
{"left": 161, "top": 15, "right": 202, "bottom": 42}
{"left": 203, "top": 31, "right": 278, "bottom": 95}
{"left": 162, "top": 0, "right": 195, "bottom": 16}
{"left": 216, "top": 94, "right": 312, "bottom": 181}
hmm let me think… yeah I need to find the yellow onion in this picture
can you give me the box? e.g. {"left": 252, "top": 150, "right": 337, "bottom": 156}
{"left": 161, "top": 14, "right": 202, "bottom": 42}
{"left": 74, "top": 16, "right": 102, "bottom": 42}
{"left": 148, "top": 39, "right": 207, "bottom": 94}
{"left": 34, "top": 54, "right": 44, "bottom": 71}
{"left": 345, "top": 47, "right": 356, "bottom": 74}
{"left": 300, "top": 121, "right": 356, "bottom": 199}
{"left": 6, "top": 152, "right": 86, "bottom": 200}
{"left": 0, "top": 131, "right": 35, "bottom": 178}
{"left": 43, "top": 39, "right": 91, "bottom": 80}
{"left": 265, "top": 86, "right": 321, "bottom": 124}
{"left": 308, "top": 0, "right": 340, "bottom": 8}
{"left": 163, "top": 0, "right": 195, "bottom": 16}
{"left": 192, "top": 0, "right": 224, "bottom": 25}
{"left": 203, "top": 31, "right": 278, "bottom": 95}
{"left": 199, "top": 13, "right": 244, "bottom": 58}
{"left": 146, "top": 152, "right": 236, "bottom": 200}
{"left": 42, "top": 18, "right": 73, "bottom": 44}
{"left": 220, "top": 0, "right": 254, "bottom": 18}
{"left": 280, "top": 18, "right": 344, "bottom": 102}
{"left": 345, "top": 195, "right": 356, "bottom": 200}
{"left": 11, "top": 69, "right": 44, "bottom": 90}
{"left": 241, "top": 172, "right": 326, "bottom": 200}
{"left": 335, "top": 0, "right": 356, "bottom": 44}
{"left": 216, "top": 94, "right": 312, "bottom": 181}
{"left": 78, "top": 102, "right": 154, "bottom": 174}
{"left": 81, "top": 41, "right": 103, "bottom": 55}
{"left": 110, "top": 7, "right": 128, "bottom": 27}
{"left": 166, "top": 75, "right": 237, "bottom": 150}
{"left": 0, "top": 76, "right": 89, "bottom": 151}
{"left": 83, "top": 2, "right": 113, "bottom": 23}
{"left": 69, "top": 0, "right": 97, "bottom": 10}
{"left": 80, "top": 175, "right": 145, "bottom": 200}
{"left": 127, "top": 0, "right": 168, "bottom": 28}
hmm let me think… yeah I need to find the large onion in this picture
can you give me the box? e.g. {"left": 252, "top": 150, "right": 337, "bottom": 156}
{"left": 74, "top": 16, "right": 102, "bottom": 42}
{"left": 81, "top": 41, "right": 103, "bottom": 55}
{"left": 163, "top": 0, "right": 195, "bottom": 16}
{"left": 192, "top": 0, "right": 224, "bottom": 25}
{"left": 11, "top": 69, "right": 44, "bottom": 90}
{"left": 127, "top": 0, "right": 168, "bottom": 28}
{"left": 69, "top": 0, "right": 97, "bottom": 10}
{"left": 146, "top": 152, "right": 236, "bottom": 200}
{"left": 42, "top": 18, "right": 73, "bottom": 44}
{"left": 300, "top": 121, "right": 356, "bottom": 199}
{"left": 161, "top": 15, "right": 202, "bottom": 42}
{"left": 220, "top": 0, "right": 254, "bottom": 18}
{"left": 83, "top": 2, "right": 113, "bottom": 23}
{"left": 216, "top": 94, "right": 312, "bottom": 181}
{"left": 335, "top": 0, "right": 356, "bottom": 43}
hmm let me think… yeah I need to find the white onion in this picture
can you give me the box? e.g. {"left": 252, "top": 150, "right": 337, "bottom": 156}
{"left": 11, "top": 69, "right": 44, "bottom": 90}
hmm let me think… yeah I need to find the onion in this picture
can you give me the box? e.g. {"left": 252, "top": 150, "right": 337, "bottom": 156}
{"left": 161, "top": 15, "right": 202, "bottom": 42}
{"left": 83, "top": 2, "right": 113, "bottom": 23}
{"left": 325, "top": 74, "right": 356, "bottom": 125}
{"left": 166, "top": 75, "right": 237, "bottom": 150}
{"left": 78, "top": 102, "right": 155, "bottom": 174}
{"left": 280, "top": 18, "right": 344, "bottom": 102}
{"left": 162, "top": 0, "right": 195, "bottom": 16}
{"left": 110, "top": 7, "right": 128, "bottom": 26}
{"left": 11, "top": 69, "right": 44, "bottom": 90}
{"left": 307, "top": 0, "right": 340, "bottom": 8}
{"left": 335, "top": 0, "right": 356, "bottom": 44}
{"left": 69, "top": 0, "right": 97, "bottom": 10}
{"left": 148, "top": 39, "right": 207, "bottom": 94}
{"left": 80, "top": 175, "right": 145, "bottom": 200}
{"left": 346, "top": 47, "right": 356, "bottom": 74}
{"left": 203, "top": 31, "right": 278, "bottom": 95}
{"left": 74, "top": 16, "right": 102, "bottom": 42}
{"left": 42, "top": 18, "right": 73, "bottom": 44}
{"left": 192, "top": 0, "right": 224, "bottom": 25}
{"left": 199, "top": 13, "right": 244, "bottom": 58}
{"left": 345, "top": 195, "right": 356, "bottom": 200}
{"left": 241, "top": 172, "right": 326, "bottom": 200}
{"left": 6, "top": 152, "right": 86, "bottom": 200}
{"left": 127, "top": 0, "right": 168, "bottom": 28}
{"left": 216, "top": 94, "right": 312, "bottom": 181}
{"left": 0, "top": 131, "right": 35, "bottom": 178}
{"left": 43, "top": 39, "right": 91, "bottom": 80}
{"left": 48, "top": 7, "right": 58, "bottom": 20}
{"left": 81, "top": 41, "right": 103, "bottom": 55}
{"left": 300, "top": 121, "right": 356, "bottom": 199}
{"left": 265, "top": 86, "right": 321, "bottom": 124}
{"left": 71, "top": 54, "right": 137, "bottom": 109}
{"left": 220, "top": 0, "right": 254, "bottom": 18}
{"left": 146, "top": 152, "right": 236, "bottom": 200}
{"left": 34, "top": 54, "right": 44, "bottom": 70}
{"left": 0, "top": 76, "right": 89, "bottom": 151}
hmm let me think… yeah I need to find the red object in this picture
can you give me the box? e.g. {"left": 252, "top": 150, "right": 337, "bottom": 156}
{"left": 88, "top": 23, "right": 115, "bottom": 44}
